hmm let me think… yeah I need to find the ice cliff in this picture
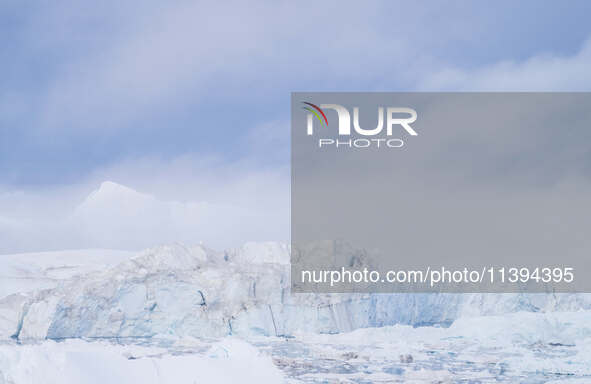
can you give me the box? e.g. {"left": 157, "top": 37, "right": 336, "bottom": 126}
{"left": 1, "top": 242, "right": 591, "bottom": 341}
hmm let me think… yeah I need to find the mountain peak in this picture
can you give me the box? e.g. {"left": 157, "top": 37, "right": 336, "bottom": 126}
{"left": 96, "top": 181, "right": 137, "bottom": 195}
{"left": 76, "top": 181, "right": 154, "bottom": 214}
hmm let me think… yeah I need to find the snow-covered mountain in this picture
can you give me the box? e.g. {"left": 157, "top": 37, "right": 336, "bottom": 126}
{"left": 70, "top": 181, "right": 217, "bottom": 250}
{"left": 0, "top": 180, "right": 288, "bottom": 254}
{"left": 67, "top": 181, "right": 288, "bottom": 251}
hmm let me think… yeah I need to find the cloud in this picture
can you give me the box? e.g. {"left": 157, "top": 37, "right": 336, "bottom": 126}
{"left": 2, "top": 1, "right": 591, "bottom": 253}
{"left": 33, "top": 2, "right": 392, "bottom": 135}
{"left": 3, "top": 2, "right": 590, "bottom": 187}
{"left": 0, "top": 155, "right": 290, "bottom": 254}
{"left": 418, "top": 39, "right": 591, "bottom": 91}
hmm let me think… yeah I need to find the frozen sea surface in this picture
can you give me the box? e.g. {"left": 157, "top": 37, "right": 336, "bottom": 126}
{"left": 2, "top": 310, "right": 591, "bottom": 383}
{"left": 0, "top": 337, "right": 283, "bottom": 384}
{"left": 268, "top": 310, "right": 591, "bottom": 383}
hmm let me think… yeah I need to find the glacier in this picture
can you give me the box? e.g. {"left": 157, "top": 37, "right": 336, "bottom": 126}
{"left": 2, "top": 242, "right": 591, "bottom": 342}
{"left": 2, "top": 243, "right": 591, "bottom": 382}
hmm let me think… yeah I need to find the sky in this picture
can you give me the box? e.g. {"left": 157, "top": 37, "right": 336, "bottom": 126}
{"left": 1, "top": 1, "right": 591, "bottom": 253}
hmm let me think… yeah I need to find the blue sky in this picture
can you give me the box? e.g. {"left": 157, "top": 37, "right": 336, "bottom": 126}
{"left": 1, "top": 1, "right": 591, "bottom": 252}
{"left": 1, "top": 0, "right": 591, "bottom": 187}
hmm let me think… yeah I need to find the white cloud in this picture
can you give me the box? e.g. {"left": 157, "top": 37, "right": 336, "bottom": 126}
{"left": 30, "top": 1, "right": 443, "bottom": 136}
{"left": 0, "top": 155, "right": 290, "bottom": 254}
{"left": 418, "top": 39, "right": 591, "bottom": 91}
{"left": 4, "top": 2, "right": 591, "bottom": 254}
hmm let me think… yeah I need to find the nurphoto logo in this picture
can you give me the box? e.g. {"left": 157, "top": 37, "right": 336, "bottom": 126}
{"left": 302, "top": 102, "right": 418, "bottom": 149}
